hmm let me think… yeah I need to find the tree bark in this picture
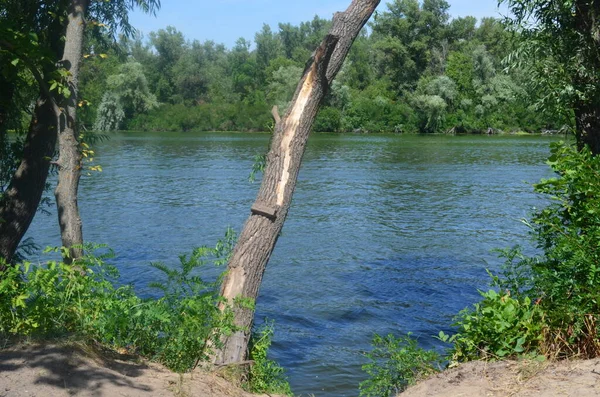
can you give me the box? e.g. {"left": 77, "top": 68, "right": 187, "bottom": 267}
{"left": 0, "top": 98, "right": 57, "bottom": 265}
{"left": 575, "top": 103, "right": 600, "bottom": 154}
{"left": 54, "top": 0, "right": 88, "bottom": 261}
{"left": 212, "top": 0, "right": 380, "bottom": 365}
{"left": 574, "top": 0, "right": 600, "bottom": 155}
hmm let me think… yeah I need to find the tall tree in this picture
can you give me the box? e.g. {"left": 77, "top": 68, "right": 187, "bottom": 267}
{"left": 149, "top": 26, "right": 186, "bottom": 103}
{"left": 212, "top": 0, "right": 381, "bottom": 365}
{"left": 0, "top": 0, "right": 66, "bottom": 264}
{"left": 54, "top": 0, "right": 89, "bottom": 261}
{"left": 254, "top": 24, "right": 281, "bottom": 85}
{"left": 503, "top": 0, "right": 600, "bottom": 153}
{"left": 371, "top": 0, "right": 450, "bottom": 93}
{"left": 0, "top": 0, "right": 160, "bottom": 264}
{"left": 94, "top": 62, "right": 157, "bottom": 131}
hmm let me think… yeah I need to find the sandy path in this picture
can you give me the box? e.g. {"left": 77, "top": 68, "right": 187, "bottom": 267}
{"left": 0, "top": 342, "right": 281, "bottom": 397}
{"left": 401, "top": 358, "right": 600, "bottom": 396}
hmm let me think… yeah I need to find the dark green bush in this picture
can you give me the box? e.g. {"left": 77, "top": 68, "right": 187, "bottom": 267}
{"left": 446, "top": 141, "right": 600, "bottom": 362}
{"left": 127, "top": 102, "right": 270, "bottom": 132}
{"left": 314, "top": 106, "right": 342, "bottom": 132}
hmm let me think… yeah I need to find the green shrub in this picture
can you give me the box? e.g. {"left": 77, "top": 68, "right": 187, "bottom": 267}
{"left": 0, "top": 230, "right": 238, "bottom": 373}
{"left": 127, "top": 102, "right": 271, "bottom": 132}
{"left": 0, "top": 245, "right": 130, "bottom": 337}
{"left": 245, "top": 321, "right": 292, "bottom": 395}
{"left": 314, "top": 106, "right": 342, "bottom": 132}
{"left": 492, "top": 142, "right": 600, "bottom": 357}
{"left": 444, "top": 141, "right": 600, "bottom": 363}
{"left": 441, "top": 290, "right": 545, "bottom": 363}
{"left": 359, "top": 333, "right": 441, "bottom": 397}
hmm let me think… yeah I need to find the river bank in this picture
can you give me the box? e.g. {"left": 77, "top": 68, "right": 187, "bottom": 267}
{"left": 2, "top": 341, "right": 599, "bottom": 397}
{"left": 0, "top": 341, "right": 285, "bottom": 397}
{"left": 400, "top": 357, "right": 600, "bottom": 396}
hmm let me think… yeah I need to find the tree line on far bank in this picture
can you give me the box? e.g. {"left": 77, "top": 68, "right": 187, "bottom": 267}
{"left": 83, "top": 0, "right": 566, "bottom": 134}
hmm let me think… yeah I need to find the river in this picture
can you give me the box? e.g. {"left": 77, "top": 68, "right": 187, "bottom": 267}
{"left": 25, "top": 132, "right": 561, "bottom": 396}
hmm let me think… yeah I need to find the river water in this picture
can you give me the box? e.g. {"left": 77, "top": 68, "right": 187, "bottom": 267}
{"left": 26, "top": 132, "right": 561, "bottom": 396}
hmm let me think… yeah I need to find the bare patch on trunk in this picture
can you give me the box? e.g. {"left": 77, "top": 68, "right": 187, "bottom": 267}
{"left": 221, "top": 265, "right": 246, "bottom": 302}
{"left": 276, "top": 67, "right": 316, "bottom": 206}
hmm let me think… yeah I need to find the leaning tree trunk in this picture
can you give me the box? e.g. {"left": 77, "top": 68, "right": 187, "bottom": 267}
{"left": 54, "top": 0, "right": 88, "bottom": 262}
{"left": 0, "top": 98, "right": 58, "bottom": 265}
{"left": 212, "top": 0, "right": 380, "bottom": 365}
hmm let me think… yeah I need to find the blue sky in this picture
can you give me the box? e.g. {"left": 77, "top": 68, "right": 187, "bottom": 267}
{"left": 130, "top": 0, "right": 509, "bottom": 48}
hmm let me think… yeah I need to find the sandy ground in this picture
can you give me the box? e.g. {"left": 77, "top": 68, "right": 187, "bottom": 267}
{"left": 401, "top": 358, "right": 600, "bottom": 396}
{"left": 0, "top": 342, "right": 284, "bottom": 397}
{"left": 2, "top": 342, "right": 599, "bottom": 397}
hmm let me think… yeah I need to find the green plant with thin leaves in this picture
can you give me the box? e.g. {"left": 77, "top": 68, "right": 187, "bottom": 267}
{"left": 130, "top": 227, "right": 238, "bottom": 372}
{"left": 359, "top": 333, "right": 441, "bottom": 397}
{"left": 0, "top": 229, "right": 239, "bottom": 373}
{"left": 245, "top": 321, "right": 292, "bottom": 395}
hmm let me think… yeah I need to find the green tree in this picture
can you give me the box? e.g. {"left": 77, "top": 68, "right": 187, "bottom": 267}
{"left": 229, "top": 38, "right": 258, "bottom": 102}
{"left": 371, "top": 0, "right": 450, "bottom": 93}
{"left": 94, "top": 62, "right": 157, "bottom": 131}
{"left": 503, "top": 0, "right": 600, "bottom": 152}
{"left": 0, "top": 0, "right": 159, "bottom": 263}
{"left": 149, "top": 26, "right": 186, "bottom": 103}
{"left": 254, "top": 24, "right": 281, "bottom": 85}
{"left": 266, "top": 65, "right": 303, "bottom": 112}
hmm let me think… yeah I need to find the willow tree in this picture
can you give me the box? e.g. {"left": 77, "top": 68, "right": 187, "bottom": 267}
{"left": 503, "top": 0, "right": 600, "bottom": 153}
{"left": 213, "top": 0, "right": 381, "bottom": 365}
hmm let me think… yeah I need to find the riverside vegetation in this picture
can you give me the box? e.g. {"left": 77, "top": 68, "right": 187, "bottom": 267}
{"left": 359, "top": 141, "right": 600, "bottom": 396}
{"left": 3, "top": 0, "right": 600, "bottom": 395}
{"left": 358, "top": 0, "right": 600, "bottom": 393}
{"left": 0, "top": 229, "right": 292, "bottom": 395}
{"left": 80, "top": 1, "right": 565, "bottom": 135}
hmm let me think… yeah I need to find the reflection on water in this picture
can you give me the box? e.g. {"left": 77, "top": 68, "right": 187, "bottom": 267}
{"left": 26, "top": 132, "right": 560, "bottom": 396}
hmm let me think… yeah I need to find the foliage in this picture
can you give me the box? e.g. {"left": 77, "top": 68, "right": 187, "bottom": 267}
{"left": 93, "top": 62, "right": 157, "bottom": 131}
{"left": 412, "top": 94, "right": 448, "bottom": 132}
{"left": 359, "top": 333, "right": 441, "bottom": 397}
{"left": 491, "top": 142, "right": 600, "bottom": 357}
{"left": 501, "top": 0, "right": 600, "bottom": 120}
{"left": 75, "top": 2, "right": 564, "bottom": 134}
{"left": 314, "top": 106, "right": 342, "bottom": 132}
{"left": 128, "top": 102, "right": 270, "bottom": 132}
{"left": 437, "top": 141, "right": 600, "bottom": 366}
{"left": 266, "top": 65, "right": 303, "bottom": 114}
{"left": 440, "top": 290, "right": 545, "bottom": 363}
{"left": 245, "top": 321, "right": 293, "bottom": 395}
{"left": 249, "top": 153, "right": 267, "bottom": 183}
{"left": 0, "top": 230, "right": 238, "bottom": 373}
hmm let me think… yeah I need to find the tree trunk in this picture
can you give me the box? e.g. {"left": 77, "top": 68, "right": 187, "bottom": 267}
{"left": 574, "top": 0, "right": 600, "bottom": 155}
{"left": 0, "top": 98, "right": 57, "bottom": 265}
{"left": 54, "top": 0, "right": 88, "bottom": 261}
{"left": 575, "top": 103, "right": 600, "bottom": 155}
{"left": 212, "top": 0, "right": 380, "bottom": 365}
